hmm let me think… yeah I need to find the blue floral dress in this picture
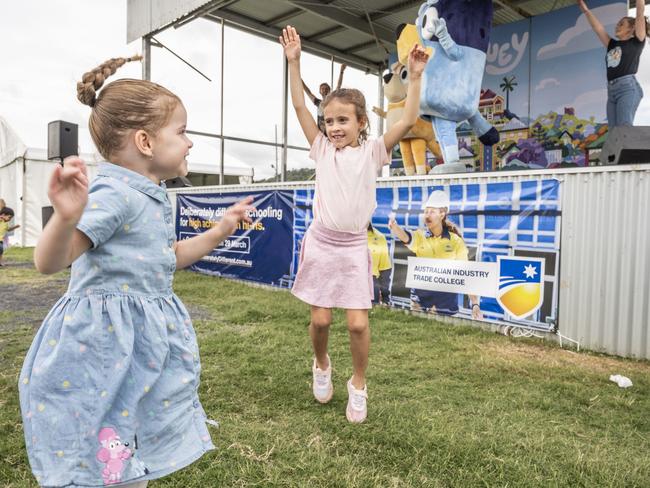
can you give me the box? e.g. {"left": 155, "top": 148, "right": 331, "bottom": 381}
{"left": 19, "top": 163, "right": 214, "bottom": 487}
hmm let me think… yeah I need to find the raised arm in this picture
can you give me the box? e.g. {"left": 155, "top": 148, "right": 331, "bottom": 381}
{"left": 280, "top": 26, "right": 321, "bottom": 146}
{"left": 34, "top": 157, "right": 92, "bottom": 274}
{"left": 336, "top": 63, "right": 347, "bottom": 90}
{"left": 636, "top": 1, "right": 646, "bottom": 42}
{"left": 388, "top": 218, "right": 411, "bottom": 244}
{"left": 577, "top": 0, "right": 611, "bottom": 47}
{"left": 383, "top": 45, "right": 429, "bottom": 151}
{"left": 301, "top": 79, "right": 318, "bottom": 104}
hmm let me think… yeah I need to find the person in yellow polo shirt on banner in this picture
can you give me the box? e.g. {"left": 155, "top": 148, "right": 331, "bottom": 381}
{"left": 389, "top": 190, "right": 483, "bottom": 319}
{"left": 367, "top": 224, "right": 392, "bottom": 305}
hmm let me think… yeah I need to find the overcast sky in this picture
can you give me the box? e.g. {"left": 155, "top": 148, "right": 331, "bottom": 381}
{"left": 1, "top": 2, "right": 649, "bottom": 180}
{"left": 0, "top": 1, "right": 380, "bottom": 180}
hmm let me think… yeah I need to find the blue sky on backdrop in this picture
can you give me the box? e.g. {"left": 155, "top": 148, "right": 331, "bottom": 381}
{"left": 483, "top": 0, "right": 650, "bottom": 124}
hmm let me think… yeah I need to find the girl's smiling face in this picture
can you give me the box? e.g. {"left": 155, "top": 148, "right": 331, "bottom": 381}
{"left": 323, "top": 100, "right": 365, "bottom": 149}
{"left": 150, "top": 103, "right": 193, "bottom": 180}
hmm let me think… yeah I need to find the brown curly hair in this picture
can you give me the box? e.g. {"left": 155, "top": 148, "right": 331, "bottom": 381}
{"left": 321, "top": 88, "right": 370, "bottom": 143}
{"left": 76, "top": 56, "right": 182, "bottom": 160}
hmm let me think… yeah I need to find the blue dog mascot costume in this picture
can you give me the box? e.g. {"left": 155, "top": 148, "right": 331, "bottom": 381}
{"left": 416, "top": 0, "right": 499, "bottom": 172}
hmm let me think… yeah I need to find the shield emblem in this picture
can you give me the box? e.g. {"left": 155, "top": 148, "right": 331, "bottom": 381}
{"left": 496, "top": 256, "right": 545, "bottom": 319}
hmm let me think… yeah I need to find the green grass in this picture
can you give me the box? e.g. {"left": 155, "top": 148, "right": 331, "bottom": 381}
{"left": 1, "top": 247, "right": 649, "bottom": 487}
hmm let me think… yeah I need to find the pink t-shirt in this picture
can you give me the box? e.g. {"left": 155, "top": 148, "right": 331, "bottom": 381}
{"left": 309, "top": 132, "right": 389, "bottom": 233}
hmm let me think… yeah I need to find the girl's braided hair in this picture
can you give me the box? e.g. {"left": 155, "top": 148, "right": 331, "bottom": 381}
{"left": 76, "top": 56, "right": 181, "bottom": 160}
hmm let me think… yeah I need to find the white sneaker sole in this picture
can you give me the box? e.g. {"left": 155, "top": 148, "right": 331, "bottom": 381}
{"left": 314, "top": 385, "right": 333, "bottom": 404}
{"left": 346, "top": 405, "right": 366, "bottom": 423}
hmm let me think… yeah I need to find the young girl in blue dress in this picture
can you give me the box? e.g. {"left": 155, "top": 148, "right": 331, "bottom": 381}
{"left": 19, "top": 56, "right": 254, "bottom": 487}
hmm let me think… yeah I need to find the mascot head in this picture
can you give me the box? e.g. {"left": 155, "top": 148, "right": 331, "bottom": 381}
{"left": 417, "top": 0, "right": 493, "bottom": 53}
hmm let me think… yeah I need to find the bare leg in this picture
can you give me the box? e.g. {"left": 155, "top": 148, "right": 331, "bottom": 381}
{"left": 310, "top": 306, "right": 332, "bottom": 369}
{"left": 346, "top": 309, "right": 370, "bottom": 389}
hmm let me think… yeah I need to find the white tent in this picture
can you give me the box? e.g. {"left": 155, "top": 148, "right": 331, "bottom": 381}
{"left": 0, "top": 117, "right": 104, "bottom": 247}
{"left": 0, "top": 117, "right": 254, "bottom": 247}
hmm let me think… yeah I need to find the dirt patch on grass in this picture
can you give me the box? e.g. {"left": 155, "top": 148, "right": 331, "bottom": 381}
{"left": 0, "top": 280, "right": 68, "bottom": 331}
{"left": 0, "top": 277, "right": 214, "bottom": 332}
{"left": 185, "top": 304, "right": 214, "bottom": 322}
{"left": 478, "top": 341, "right": 650, "bottom": 374}
{"left": 0, "top": 280, "right": 68, "bottom": 312}
{"left": 1, "top": 260, "right": 33, "bottom": 268}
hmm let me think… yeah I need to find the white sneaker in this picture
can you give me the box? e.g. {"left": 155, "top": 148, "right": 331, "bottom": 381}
{"left": 312, "top": 356, "right": 333, "bottom": 403}
{"left": 346, "top": 379, "right": 367, "bottom": 423}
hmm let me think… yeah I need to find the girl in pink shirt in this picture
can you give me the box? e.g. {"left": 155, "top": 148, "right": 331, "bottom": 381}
{"left": 280, "top": 26, "right": 429, "bottom": 423}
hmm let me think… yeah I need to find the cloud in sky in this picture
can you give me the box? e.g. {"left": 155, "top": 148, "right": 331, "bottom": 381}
{"left": 537, "top": 3, "right": 624, "bottom": 60}
{"left": 555, "top": 88, "right": 607, "bottom": 121}
{"left": 0, "top": 1, "right": 380, "bottom": 177}
{"left": 535, "top": 78, "right": 561, "bottom": 91}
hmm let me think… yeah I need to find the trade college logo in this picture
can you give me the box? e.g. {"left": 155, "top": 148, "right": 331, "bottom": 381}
{"left": 496, "top": 257, "right": 545, "bottom": 319}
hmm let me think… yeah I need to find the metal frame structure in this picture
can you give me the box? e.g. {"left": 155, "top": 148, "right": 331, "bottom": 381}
{"left": 130, "top": 0, "right": 646, "bottom": 184}
{"left": 139, "top": 24, "right": 382, "bottom": 183}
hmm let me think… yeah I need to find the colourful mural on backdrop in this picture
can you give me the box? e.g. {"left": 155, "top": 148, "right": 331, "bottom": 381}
{"left": 457, "top": 0, "right": 627, "bottom": 171}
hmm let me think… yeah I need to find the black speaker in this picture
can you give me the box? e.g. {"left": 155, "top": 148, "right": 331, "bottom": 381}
{"left": 42, "top": 206, "right": 54, "bottom": 229}
{"left": 47, "top": 120, "right": 78, "bottom": 160}
{"left": 165, "top": 176, "right": 193, "bottom": 188}
{"left": 599, "top": 126, "right": 650, "bottom": 165}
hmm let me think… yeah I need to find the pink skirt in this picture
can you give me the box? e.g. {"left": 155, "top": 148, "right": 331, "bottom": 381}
{"left": 292, "top": 220, "right": 373, "bottom": 309}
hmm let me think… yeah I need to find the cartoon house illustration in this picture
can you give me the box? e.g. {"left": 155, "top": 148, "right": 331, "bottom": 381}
{"left": 499, "top": 141, "right": 521, "bottom": 161}
{"left": 500, "top": 117, "right": 529, "bottom": 146}
{"left": 478, "top": 89, "right": 505, "bottom": 124}
{"left": 544, "top": 148, "right": 563, "bottom": 165}
{"left": 558, "top": 129, "right": 574, "bottom": 148}
{"left": 581, "top": 125, "right": 609, "bottom": 164}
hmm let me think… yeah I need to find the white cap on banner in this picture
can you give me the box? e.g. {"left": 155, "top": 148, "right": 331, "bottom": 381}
{"left": 422, "top": 190, "right": 450, "bottom": 210}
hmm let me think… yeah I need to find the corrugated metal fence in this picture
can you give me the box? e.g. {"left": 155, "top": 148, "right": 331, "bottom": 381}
{"left": 559, "top": 166, "right": 650, "bottom": 359}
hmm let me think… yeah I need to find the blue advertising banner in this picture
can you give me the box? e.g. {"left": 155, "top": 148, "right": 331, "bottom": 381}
{"left": 176, "top": 190, "right": 294, "bottom": 285}
{"left": 177, "top": 178, "right": 561, "bottom": 331}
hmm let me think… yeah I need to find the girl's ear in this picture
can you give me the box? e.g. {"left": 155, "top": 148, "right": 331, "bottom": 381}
{"left": 133, "top": 129, "right": 154, "bottom": 159}
{"left": 359, "top": 116, "right": 368, "bottom": 132}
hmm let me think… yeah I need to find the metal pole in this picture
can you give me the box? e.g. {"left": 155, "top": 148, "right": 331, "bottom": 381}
{"left": 275, "top": 124, "right": 279, "bottom": 181}
{"left": 141, "top": 36, "right": 151, "bottom": 81}
{"left": 281, "top": 53, "right": 288, "bottom": 182}
{"left": 377, "top": 69, "right": 384, "bottom": 135}
{"left": 19, "top": 157, "right": 26, "bottom": 246}
{"left": 219, "top": 18, "right": 225, "bottom": 185}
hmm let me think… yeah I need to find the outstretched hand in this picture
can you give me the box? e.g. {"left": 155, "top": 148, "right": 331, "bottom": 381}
{"left": 48, "top": 156, "right": 89, "bottom": 224}
{"left": 279, "top": 26, "right": 301, "bottom": 62}
{"left": 388, "top": 218, "right": 400, "bottom": 234}
{"left": 472, "top": 306, "right": 483, "bottom": 320}
{"left": 407, "top": 44, "right": 430, "bottom": 79}
{"left": 219, "top": 196, "right": 256, "bottom": 236}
